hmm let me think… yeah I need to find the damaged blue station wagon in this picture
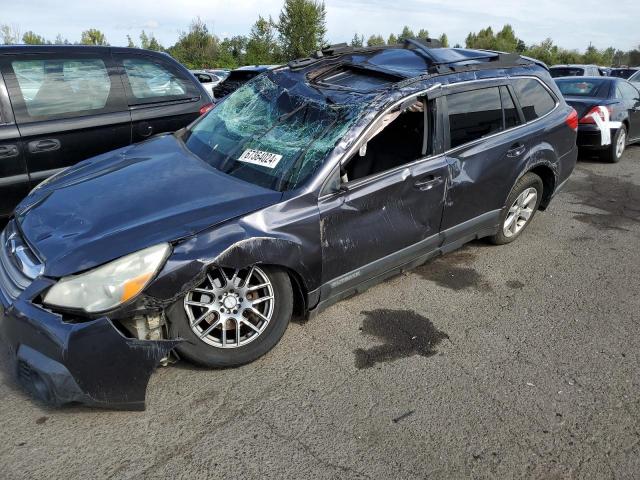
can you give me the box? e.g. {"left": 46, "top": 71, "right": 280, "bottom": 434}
{"left": 0, "top": 40, "right": 578, "bottom": 409}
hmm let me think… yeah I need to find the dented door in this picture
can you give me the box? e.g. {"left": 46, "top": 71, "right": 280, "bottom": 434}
{"left": 318, "top": 156, "right": 448, "bottom": 295}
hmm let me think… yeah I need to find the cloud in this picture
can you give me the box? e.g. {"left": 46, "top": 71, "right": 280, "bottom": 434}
{"left": 3, "top": 0, "right": 638, "bottom": 51}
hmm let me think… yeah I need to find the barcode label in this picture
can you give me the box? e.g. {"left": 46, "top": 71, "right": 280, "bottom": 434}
{"left": 238, "top": 149, "right": 283, "bottom": 169}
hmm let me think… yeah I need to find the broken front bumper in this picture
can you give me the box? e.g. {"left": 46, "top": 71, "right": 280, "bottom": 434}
{"left": 0, "top": 278, "right": 178, "bottom": 410}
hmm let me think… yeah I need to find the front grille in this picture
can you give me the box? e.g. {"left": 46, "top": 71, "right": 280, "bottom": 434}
{"left": 0, "top": 221, "right": 43, "bottom": 304}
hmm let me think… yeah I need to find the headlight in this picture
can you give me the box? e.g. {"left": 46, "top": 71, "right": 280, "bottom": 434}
{"left": 43, "top": 243, "right": 171, "bottom": 313}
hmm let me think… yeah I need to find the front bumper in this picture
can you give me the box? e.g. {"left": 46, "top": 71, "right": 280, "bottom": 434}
{"left": 0, "top": 277, "right": 179, "bottom": 410}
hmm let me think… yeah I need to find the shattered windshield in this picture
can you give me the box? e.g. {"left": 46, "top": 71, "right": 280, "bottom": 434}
{"left": 184, "top": 75, "right": 363, "bottom": 191}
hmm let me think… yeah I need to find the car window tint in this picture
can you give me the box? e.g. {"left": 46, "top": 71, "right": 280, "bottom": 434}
{"left": 12, "top": 58, "right": 110, "bottom": 117}
{"left": 500, "top": 86, "right": 520, "bottom": 129}
{"left": 123, "top": 57, "right": 187, "bottom": 100}
{"left": 512, "top": 78, "right": 556, "bottom": 122}
{"left": 447, "top": 87, "right": 503, "bottom": 148}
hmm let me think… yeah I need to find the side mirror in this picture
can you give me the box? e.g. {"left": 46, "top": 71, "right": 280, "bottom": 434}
{"left": 359, "top": 143, "right": 367, "bottom": 157}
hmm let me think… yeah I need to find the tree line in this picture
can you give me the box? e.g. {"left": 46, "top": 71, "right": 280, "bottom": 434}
{"left": 2, "top": 0, "right": 639, "bottom": 69}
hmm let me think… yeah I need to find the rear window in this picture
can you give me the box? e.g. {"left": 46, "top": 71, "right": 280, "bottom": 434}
{"left": 512, "top": 78, "right": 556, "bottom": 122}
{"left": 447, "top": 87, "right": 503, "bottom": 149}
{"left": 610, "top": 69, "right": 637, "bottom": 79}
{"left": 555, "top": 79, "right": 608, "bottom": 98}
{"left": 11, "top": 58, "right": 111, "bottom": 118}
{"left": 550, "top": 67, "right": 584, "bottom": 78}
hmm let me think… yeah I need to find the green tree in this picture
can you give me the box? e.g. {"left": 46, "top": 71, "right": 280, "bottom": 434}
{"left": 126, "top": 35, "right": 136, "bottom": 48}
{"left": 366, "top": 34, "right": 385, "bottom": 47}
{"left": 494, "top": 24, "right": 519, "bottom": 52}
{"left": 219, "top": 35, "right": 247, "bottom": 67}
{"left": 80, "top": 29, "right": 108, "bottom": 46}
{"left": 277, "top": 0, "right": 327, "bottom": 60}
{"left": 54, "top": 34, "right": 70, "bottom": 45}
{"left": 245, "top": 16, "right": 280, "bottom": 65}
{"left": 140, "top": 30, "right": 163, "bottom": 51}
{"left": 398, "top": 26, "right": 414, "bottom": 40}
{"left": 438, "top": 33, "right": 449, "bottom": 47}
{"left": 524, "top": 38, "right": 557, "bottom": 65}
{"left": 417, "top": 29, "right": 429, "bottom": 40}
{"left": 350, "top": 33, "right": 364, "bottom": 47}
{"left": 168, "top": 18, "right": 218, "bottom": 69}
{"left": 0, "top": 24, "right": 20, "bottom": 44}
{"left": 22, "top": 31, "right": 47, "bottom": 45}
{"left": 387, "top": 33, "right": 398, "bottom": 45}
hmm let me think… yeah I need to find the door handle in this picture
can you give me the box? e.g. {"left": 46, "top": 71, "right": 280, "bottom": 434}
{"left": 414, "top": 175, "right": 444, "bottom": 191}
{"left": 0, "top": 144, "right": 19, "bottom": 159}
{"left": 507, "top": 143, "right": 526, "bottom": 158}
{"left": 28, "top": 139, "right": 61, "bottom": 154}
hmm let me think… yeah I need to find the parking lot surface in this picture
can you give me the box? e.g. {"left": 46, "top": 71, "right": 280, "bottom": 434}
{"left": 1, "top": 147, "right": 639, "bottom": 479}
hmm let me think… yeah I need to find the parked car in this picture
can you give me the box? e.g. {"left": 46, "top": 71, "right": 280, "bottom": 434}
{"left": 549, "top": 64, "right": 602, "bottom": 78}
{"left": 627, "top": 69, "right": 640, "bottom": 86}
{"left": 554, "top": 76, "right": 640, "bottom": 162}
{"left": 599, "top": 67, "right": 612, "bottom": 76}
{"left": 0, "top": 45, "right": 212, "bottom": 220}
{"left": 190, "top": 69, "right": 226, "bottom": 99}
{"left": 609, "top": 67, "right": 639, "bottom": 79}
{"left": 212, "top": 65, "right": 280, "bottom": 99}
{"left": 0, "top": 41, "right": 578, "bottom": 409}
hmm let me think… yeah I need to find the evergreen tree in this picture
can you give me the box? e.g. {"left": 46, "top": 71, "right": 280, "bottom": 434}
{"left": 277, "top": 0, "right": 327, "bottom": 60}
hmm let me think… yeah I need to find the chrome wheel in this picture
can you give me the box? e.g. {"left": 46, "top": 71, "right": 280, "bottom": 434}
{"left": 184, "top": 266, "right": 275, "bottom": 349}
{"left": 503, "top": 187, "right": 538, "bottom": 238}
{"left": 616, "top": 129, "right": 626, "bottom": 159}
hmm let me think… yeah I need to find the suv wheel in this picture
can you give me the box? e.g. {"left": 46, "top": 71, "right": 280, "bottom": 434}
{"left": 490, "top": 172, "right": 543, "bottom": 245}
{"left": 601, "top": 125, "right": 626, "bottom": 163}
{"left": 168, "top": 265, "right": 293, "bottom": 367}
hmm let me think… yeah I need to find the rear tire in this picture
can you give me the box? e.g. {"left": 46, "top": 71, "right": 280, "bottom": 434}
{"left": 489, "top": 172, "right": 543, "bottom": 245}
{"left": 601, "top": 125, "right": 626, "bottom": 163}
{"left": 168, "top": 265, "right": 293, "bottom": 368}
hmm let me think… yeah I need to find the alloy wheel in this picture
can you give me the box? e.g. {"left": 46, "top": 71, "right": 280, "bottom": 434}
{"left": 184, "top": 266, "right": 275, "bottom": 348}
{"left": 616, "top": 129, "right": 626, "bottom": 159}
{"left": 503, "top": 187, "right": 538, "bottom": 238}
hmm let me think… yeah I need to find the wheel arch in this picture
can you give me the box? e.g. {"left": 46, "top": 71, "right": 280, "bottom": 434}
{"left": 528, "top": 164, "right": 556, "bottom": 210}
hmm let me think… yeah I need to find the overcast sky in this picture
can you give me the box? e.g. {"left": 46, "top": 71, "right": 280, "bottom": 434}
{"left": 4, "top": 0, "right": 639, "bottom": 52}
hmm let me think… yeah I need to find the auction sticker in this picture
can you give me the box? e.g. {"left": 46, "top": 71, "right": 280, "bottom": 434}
{"left": 238, "top": 149, "right": 283, "bottom": 169}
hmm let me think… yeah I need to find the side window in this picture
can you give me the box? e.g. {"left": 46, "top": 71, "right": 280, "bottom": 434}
{"left": 500, "top": 86, "right": 521, "bottom": 129}
{"left": 11, "top": 58, "right": 111, "bottom": 118}
{"left": 512, "top": 78, "right": 557, "bottom": 122}
{"left": 621, "top": 82, "right": 639, "bottom": 100}
{"left": 447, "top": 87, "right": 503, "bottom": 149}
{"left": 615, "top": 86, "right": 625, "bottom": 99}
{"left": 344, "top": 99, "right": 427, "bottom": 182}
{"left": 121, "top": 56, "right": 189, "bottom": 102}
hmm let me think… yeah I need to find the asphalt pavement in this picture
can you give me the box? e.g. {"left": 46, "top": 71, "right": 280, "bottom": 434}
{"left": 1, "top": 146, "right": 639, "bottom": 479}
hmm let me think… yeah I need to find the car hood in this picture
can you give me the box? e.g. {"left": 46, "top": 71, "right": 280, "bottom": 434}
{"left": 564, "top": 96, "right": 617, "bottom": 119}
{"left": 15, "top": 135, "right": 283, "bottom": 277}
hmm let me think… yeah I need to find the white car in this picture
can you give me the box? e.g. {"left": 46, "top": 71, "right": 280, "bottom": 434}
{"left": 629, "top": 70, "right": 640, "bottom": 88}
{"left": 190, "top": 70, "right": 228, "bottom": 99}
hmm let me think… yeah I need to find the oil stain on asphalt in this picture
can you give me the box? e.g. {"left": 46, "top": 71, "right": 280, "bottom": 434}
{"left": 567, "top": 167, "right": 640, "bottom": 231}
{"left": 354, "top": 309, "right": 450, "bottom": 369}
{"left": 415, "top": 249, "right": 491, "bottom": 291}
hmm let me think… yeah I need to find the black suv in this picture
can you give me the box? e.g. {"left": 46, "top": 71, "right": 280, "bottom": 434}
{"left": 0, "top": 45, "right": 212, "bottom": 219}
{"left": 0, "top": 41, "right": 578, "bottom": 409}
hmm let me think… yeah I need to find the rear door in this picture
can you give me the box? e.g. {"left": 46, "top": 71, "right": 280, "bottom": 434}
{"left": 114, "top": 52, "right": 205, "bottom": 142}
{"left": 0, "top": 50, "right": 131, "bottom": 187}
{"left": 0, "top": 69, "right": 28, "bottom": 218}
{"left": 440, "top": 82, "right": 525, "bottom": 234}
